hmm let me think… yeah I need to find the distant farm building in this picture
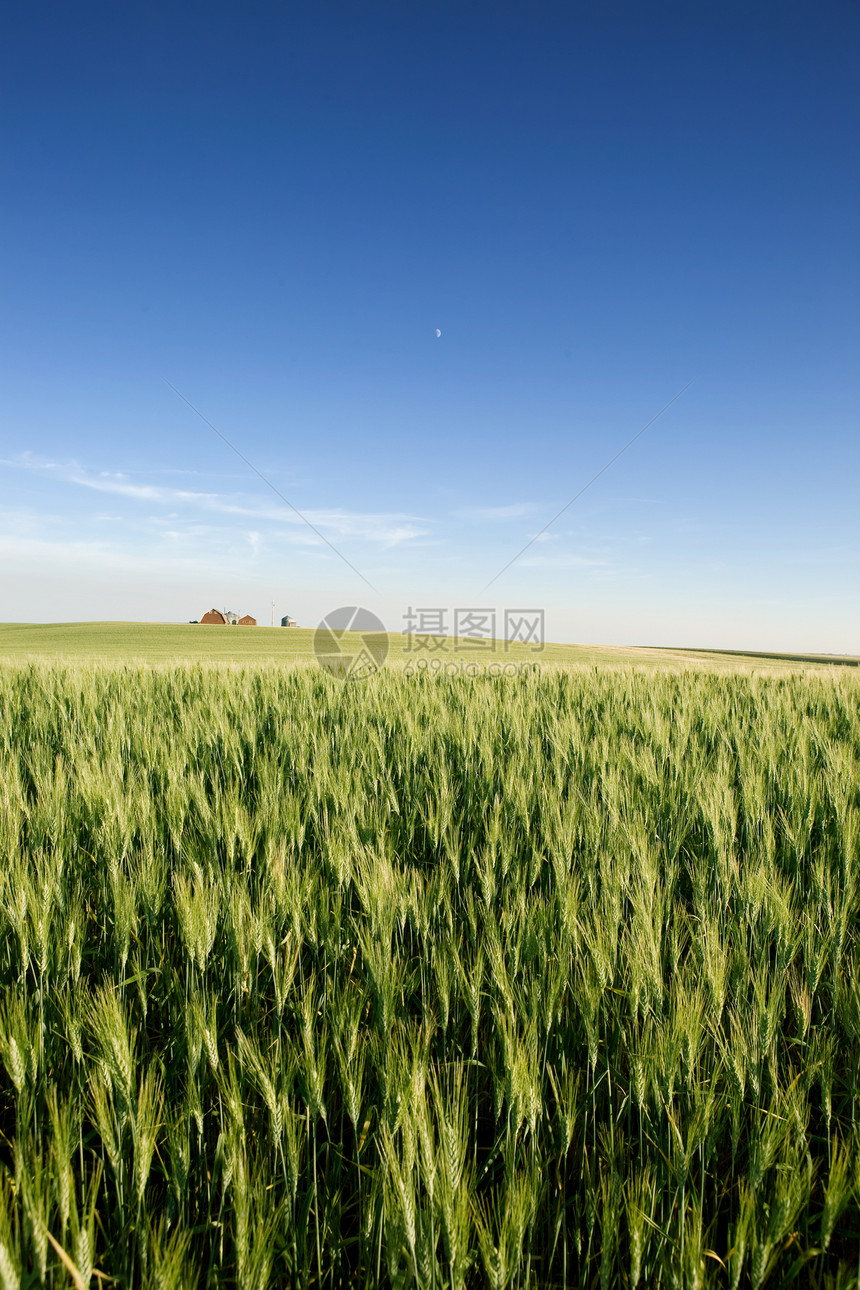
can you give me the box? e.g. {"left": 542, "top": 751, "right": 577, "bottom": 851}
{"left": 199, "top": 608, "right": 255, "bottom": 625}
{"left": 281, "top": 614, "right": 297, "bottom": 628}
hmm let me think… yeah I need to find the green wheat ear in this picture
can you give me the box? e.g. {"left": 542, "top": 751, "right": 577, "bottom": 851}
{"left": 821, "top": 1138, "right": 853, "bottom": 1252}
{"left": 145, "top": 1216, "right": 196, "bottom": 1290}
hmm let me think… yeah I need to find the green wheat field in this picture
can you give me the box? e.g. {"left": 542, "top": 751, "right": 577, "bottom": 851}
{"left": 1, "top": 640, "right": 859, "bottom": 1287}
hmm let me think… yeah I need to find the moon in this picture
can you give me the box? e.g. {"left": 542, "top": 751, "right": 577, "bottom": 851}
{"left": 435, "top": 328, "right": 442, "bottom": 338}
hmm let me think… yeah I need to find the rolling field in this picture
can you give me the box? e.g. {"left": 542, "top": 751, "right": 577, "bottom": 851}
{"left": 0, "top": 621, "right": 856, "bottom": 672}
{"left": 0, "top": 659, "right": 858, "bottom": 1288}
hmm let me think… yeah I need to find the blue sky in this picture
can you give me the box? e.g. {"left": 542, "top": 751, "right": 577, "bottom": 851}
{"left": 2, "top": 0, "right": 857, "bottom": 651}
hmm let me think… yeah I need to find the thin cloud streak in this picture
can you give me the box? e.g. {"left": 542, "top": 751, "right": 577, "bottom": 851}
{"left": 0, "top": 532, "right": 216, "bottom": 575}
{"left": 518, "top": 552, "right": 608, "bottom": 569}
{"left": 453, "top": 502, "right": 540, "bottom": 522}
{"left": 480, "top": 379, "right": 696, "bottom": 591}
{"left": 5, "top": 454, "right": 428, "bottom": 547}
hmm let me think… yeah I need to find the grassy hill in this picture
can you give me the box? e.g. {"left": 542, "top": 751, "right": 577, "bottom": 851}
{"left": 0, "top": 620, "right": 856, "bottom": 671}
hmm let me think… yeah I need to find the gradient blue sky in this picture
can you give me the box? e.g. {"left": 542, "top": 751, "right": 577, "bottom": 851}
{"left": 2, "top": 1, "right": 857, "bottom": 650}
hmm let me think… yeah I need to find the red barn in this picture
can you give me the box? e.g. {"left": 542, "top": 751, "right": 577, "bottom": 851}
{"left": 200, "top": 609, "right": 227, "bottom": 624}
{"left": 238, "top": 615, "right": 257, "bottom": 626}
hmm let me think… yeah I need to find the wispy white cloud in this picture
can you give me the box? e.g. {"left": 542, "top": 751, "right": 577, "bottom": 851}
{"left": 597, "top": 495, "right": 665, "bottom": 505}
{"left": 453, "top": 502, "right": 540, "bottom": 522}
{"left": 4, "top": 454, "right": 428, "bottom": 547}
{"left": 519, "top": 548, "right": 609, "bottom": 569}
{"left": 0, "top": 531, "right": 209, "bottom": 575}
{"left": 0, "top": 515, "right": 360, "bottom": 579}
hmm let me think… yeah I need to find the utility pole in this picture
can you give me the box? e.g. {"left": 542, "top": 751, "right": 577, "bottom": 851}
{"left": 271, "top": 599, "right": 275, "bottom": 628}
